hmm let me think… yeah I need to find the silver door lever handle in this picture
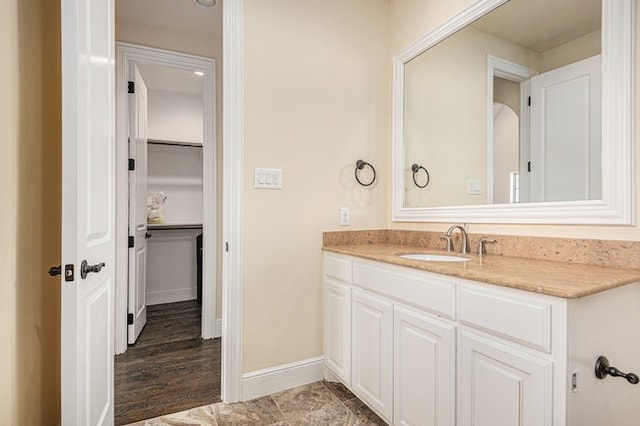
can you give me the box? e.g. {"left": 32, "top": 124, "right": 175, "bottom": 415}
{"left": 81, "top": 260, "right": 106, "bottom": 279}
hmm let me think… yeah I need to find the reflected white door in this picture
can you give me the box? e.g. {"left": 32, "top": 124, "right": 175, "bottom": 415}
{"left": 61, "top": 0, "right": 115, "bottom": 424}
{"left": 127, "top": 64, "right": 148, "bottom": 344}
{"left": 529, "top": 55, "right": 601, "bottom": 202}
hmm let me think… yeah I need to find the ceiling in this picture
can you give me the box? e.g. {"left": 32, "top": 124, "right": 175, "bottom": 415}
{"left": 136, "top": 63, "right": 204, "bottom": 95}
{"left": 116, "top": 0, "right": 222, "bottom": 41}
{"left": 472, "top": 0, "right": 601, "bottom": 52}
{"left": 118, "top": 0, "right": 601, "bottom": 92}
{"left": 117, "top": 0, "right": 220, "bottom": 95}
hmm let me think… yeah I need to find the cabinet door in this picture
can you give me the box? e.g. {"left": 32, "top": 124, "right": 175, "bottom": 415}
{"left": 324, "top": 278, "right": 351, "bottom": 384}
{"left": 352, "top": 288, "right": 393, "bottom": 422}
{"left": 394, "top": 305, "right": 455, "bottom": 426}
{"left": 458, "top": 329, "right": 553, "bottom": 426}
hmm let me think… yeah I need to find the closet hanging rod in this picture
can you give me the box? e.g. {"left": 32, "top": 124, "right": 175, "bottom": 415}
{"left": 147, "top": 139, "right": 203, "bottom": 148}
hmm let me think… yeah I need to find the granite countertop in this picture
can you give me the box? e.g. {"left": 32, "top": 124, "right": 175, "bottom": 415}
{"left": 323, "top": 243, "right": 640, "bottom": 298}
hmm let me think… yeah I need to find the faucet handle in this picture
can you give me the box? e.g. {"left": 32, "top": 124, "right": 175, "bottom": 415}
{"left": 440, "top": 235, "right": 454, "bottom": 253}
{"left": 478, "top": 237, "right": 497, "bottom": 255}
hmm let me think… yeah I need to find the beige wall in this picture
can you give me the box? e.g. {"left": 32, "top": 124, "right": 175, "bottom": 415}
{"left": 0, "top": 0, "right": 18, "bottom": 422}
{"left": 0, "top": 0, "right": 61, "bottom": 423}
{"left": 116, "top": 11, "right": 224, "bottom": 320}
{"left": 540, "top": 30, "right": 601, "bottom": 73}
{"left": 242, "top": 0, "right": 390, "bottom": 372}
{"left": 390, "top": 0, "right": 640, "bottom": 242}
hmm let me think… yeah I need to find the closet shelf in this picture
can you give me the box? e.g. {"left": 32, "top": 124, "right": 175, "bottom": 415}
{"left": 148, "top": 139, "right": 203, "bottom": 148}
{"left": 147, "top": 177, "right": 203, "bottom": 186}
{"left": 147, "top": 223, "right": 203, "bottom": 230}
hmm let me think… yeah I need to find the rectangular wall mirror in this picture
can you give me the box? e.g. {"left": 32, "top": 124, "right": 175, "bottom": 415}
{"left": 392, "top": 0, "right": 634, "bottom": 224}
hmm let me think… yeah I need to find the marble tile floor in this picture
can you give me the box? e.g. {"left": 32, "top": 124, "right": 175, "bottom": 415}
{"left": 126, "top": 380, "right": 387, "bottom": 425}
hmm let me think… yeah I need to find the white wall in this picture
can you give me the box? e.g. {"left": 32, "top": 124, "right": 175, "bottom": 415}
{"left": 147, "top": 144, "right": 203, "bottom": 225}
{"left": 147, "top": 90, "right": 204, "bottom": 143}
{"left": 146, "top": 229, "right": 201, "bottom": 305}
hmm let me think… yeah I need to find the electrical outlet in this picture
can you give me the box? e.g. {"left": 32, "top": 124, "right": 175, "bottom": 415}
{"left": 339, "top": 207, "right": 351, "bottom": 226}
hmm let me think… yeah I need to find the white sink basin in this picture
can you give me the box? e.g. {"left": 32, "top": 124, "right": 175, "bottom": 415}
{"left": 398, "top": 253, "right": 470, "bottom": 262}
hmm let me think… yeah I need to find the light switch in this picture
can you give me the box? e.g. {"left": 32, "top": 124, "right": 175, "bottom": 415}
{"left": 467, "top": 178, "right": 481, "bottom": 195}
{"left": 254, "top": 168, "right": 282, "bottom": 189}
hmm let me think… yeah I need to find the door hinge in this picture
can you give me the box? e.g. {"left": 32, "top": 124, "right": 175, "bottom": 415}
{"left": 128, "top": 81, "right": 135, "bottom": 94}
{"left": 128, "top": 236, "right": 135, "bottom": 248}
{"left": 527, "top": 161, "right": 532, "bottom": 172}
{"left": 528, "top": 96, "right": 531, "bottom": 107}
{"left": 127, "top": 313, "right": 134, "bottom": 325}
{"left": 225, "top": 241, "right": 229, "bottom": 252}
{"left": 64, "top": 264, "right": 75, "bottom": 282}
{"left": 128, "top": 158, "right": 135, "bottom": 171}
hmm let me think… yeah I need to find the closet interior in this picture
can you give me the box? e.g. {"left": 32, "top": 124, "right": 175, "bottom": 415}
{"left": 138, "top": 62, "right": 205, "bottom": 319}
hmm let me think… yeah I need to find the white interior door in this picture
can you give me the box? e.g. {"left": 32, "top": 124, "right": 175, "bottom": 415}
{"left": 529, "top": 55, "right": 601, "bottom": 202}
{"left": 127, "top": 64, "right": 148, "bottom": 344}
{"left": 61, "top": 0, "right": 115, "bottom": 423}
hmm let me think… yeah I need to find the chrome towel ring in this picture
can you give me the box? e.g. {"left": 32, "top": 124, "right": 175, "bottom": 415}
{"left": 355, "top": 159, "right": 376, "bottom": 187}
{"left": 411, "top": 163, "right": 430, "bottom": 188}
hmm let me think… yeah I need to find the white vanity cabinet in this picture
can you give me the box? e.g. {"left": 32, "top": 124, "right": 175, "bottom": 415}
{"left": 324, "top": 256, "right": 352, "bottom": 385}
{"left": 324, "top": 253, "right": 457, "bottom": 425}
{"left": 323, "top": 252, "right": 640, "bottom": 426}
{"left": 394, "top": 304, "right": 455, "bottom": 426}
{"left": 351, "top": 288, "right": 393, "bottom": 421}
{"left": 456, "top": 283, "right": 558, "bottom": 426}
{"left": 457, "top": 329, "right": 553, "bottom": 426}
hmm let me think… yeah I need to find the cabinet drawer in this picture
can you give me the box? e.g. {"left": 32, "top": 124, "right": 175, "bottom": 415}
{"left": 353, "top": 261, "right": 456, "bottom": 319}
{"left": 458, "top": 285, "right": 552, "bottom": 353}
{"left": 324, "top": 254, "right": 352, "bottom": 282}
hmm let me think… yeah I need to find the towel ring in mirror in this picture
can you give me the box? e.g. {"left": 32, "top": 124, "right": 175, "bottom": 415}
{"left": 411, "top": 163, "right": 430, "bottom": 188}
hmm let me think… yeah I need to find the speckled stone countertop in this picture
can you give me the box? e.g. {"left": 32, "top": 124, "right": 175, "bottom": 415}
{"left": 323, "top": 230, "right": 640, "bottom": 299}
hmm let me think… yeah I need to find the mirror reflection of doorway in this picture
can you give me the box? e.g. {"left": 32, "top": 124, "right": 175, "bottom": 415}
{"left": 492, "top": 102, "right": 520, "bottom": 204}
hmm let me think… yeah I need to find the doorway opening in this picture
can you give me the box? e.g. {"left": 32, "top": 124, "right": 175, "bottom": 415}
{"left": 485, "top": 55, "right": 532, "bottom": 204}
{"left": 114, "top": 43, "right": 218, "bottom": 423}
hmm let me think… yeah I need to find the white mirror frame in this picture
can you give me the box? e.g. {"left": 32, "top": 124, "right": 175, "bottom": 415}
{"left": 392, "top": 0, "right": 635, "bottom": 225}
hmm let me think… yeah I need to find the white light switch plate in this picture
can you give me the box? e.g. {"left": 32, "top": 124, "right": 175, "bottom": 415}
{"left": 467, "top": 178, "right": 481, "bottom": 195}
{"left": 254, "top": 168, "right": 282, "bottom": 189}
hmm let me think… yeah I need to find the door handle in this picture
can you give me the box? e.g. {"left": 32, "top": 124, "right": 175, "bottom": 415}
{"left": 80, "top": 260, "right": 106, "bottom": 279}
{"left": 145, "top": 232, "right": 152, "bottom": 239}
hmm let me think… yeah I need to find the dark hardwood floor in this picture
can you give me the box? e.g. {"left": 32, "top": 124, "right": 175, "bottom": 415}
{"left": 114, "top": 300, "right": 221, "bottom": 425}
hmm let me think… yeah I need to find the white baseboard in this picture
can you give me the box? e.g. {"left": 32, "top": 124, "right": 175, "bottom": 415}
{"left": 146, "top": 288, "right": 197, "bottom": 305}
{"left": 241, "top": 356, "right": 324, "bottom": 401}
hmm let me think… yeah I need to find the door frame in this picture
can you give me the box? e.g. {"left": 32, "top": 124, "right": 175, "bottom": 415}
{"left": 221, "top": 0, "right": 244, "bottom": 403}
{"left": 485, "top": 55, "right": 531, "bottom": 204}
{"left": 114, "top": 42, "right": 217, "bottom": 353}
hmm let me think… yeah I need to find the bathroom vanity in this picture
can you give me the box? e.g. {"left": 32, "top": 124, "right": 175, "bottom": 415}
{"left": 323, "top": 246, "right": 640, "bottom": 426}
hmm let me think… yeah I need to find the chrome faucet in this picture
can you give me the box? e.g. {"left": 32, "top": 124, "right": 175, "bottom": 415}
{"left": 445, "top": 224, "right": 469, "bottom": 254}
